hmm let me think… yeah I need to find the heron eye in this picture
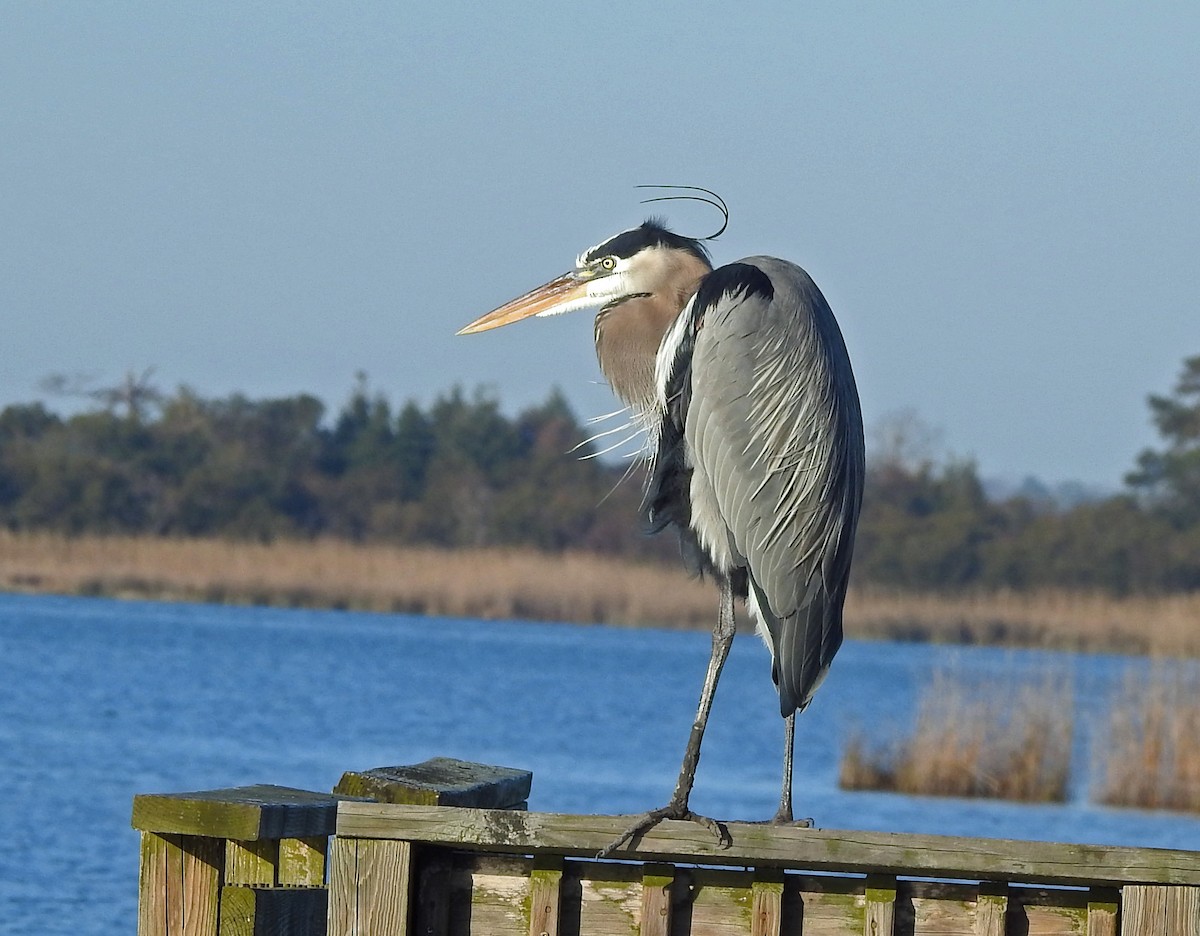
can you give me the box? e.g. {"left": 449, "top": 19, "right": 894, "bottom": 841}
{"left": 600, "top": 256, "right": 617, "bottom": 271}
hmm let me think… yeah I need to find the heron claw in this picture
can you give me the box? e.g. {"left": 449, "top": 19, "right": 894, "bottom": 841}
{"left": 597, "top": 805, "right": 731, "bottom": 858}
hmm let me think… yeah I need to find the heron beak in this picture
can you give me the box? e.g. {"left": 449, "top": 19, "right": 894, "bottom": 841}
{"left": 457, "top": 272, "right": 589, "bottom": 335}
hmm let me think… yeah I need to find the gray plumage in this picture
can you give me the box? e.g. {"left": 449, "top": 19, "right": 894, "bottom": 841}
{"left": 667, "top": 256, "right": 864, "bottom": 715}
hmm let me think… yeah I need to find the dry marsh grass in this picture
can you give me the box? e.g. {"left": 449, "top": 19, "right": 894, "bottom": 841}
{"left": 839, "top": 669, "right": 1073, "bottom": 802}
{"left": 1, "top": 531, "right": 1199, "bottom": 654}
{"left": 1093, "top": 665, "right": 1200, "bottom": 812}
{"left": 0, "top": 531, "right": 715, "bottom": 626}
{"left": 846, "top": 587, "right": 1200, "bottom": 657}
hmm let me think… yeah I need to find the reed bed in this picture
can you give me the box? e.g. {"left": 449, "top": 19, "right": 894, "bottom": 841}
{"left": 1093, "top": 664, "right": 1200, "bottom": 812}
{"left": 839, "top": 669, "right": 1073, "bottom": 802}
{"left": 846, "top": 587, "right": 1200, "bottom": 656}
{"left": 1, "top": 531, "right": 1200, "bottom": 654}
{"left": 0, "top": 531, "right": 715, "bottom": 627}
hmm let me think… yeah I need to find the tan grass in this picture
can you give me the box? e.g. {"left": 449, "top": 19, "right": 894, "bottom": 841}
{"left": 845, "top": 587, "right": 1200, "bottom": 657}
{"left": 1, "top": 531, "right": 1199, "bottom": 654}
{"left": 0, "top": 530, "right": 715, "bottom": 627}
{"left": 839, "top": 668, "right": 1073, "bottom": 802}
{"left": 1093, "top": 665, "right": 1200, "bottom": 812}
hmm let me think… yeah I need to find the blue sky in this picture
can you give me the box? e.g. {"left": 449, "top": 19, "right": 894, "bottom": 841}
{"left": 2, "top": 3, "right": 1197, "bottom": 488}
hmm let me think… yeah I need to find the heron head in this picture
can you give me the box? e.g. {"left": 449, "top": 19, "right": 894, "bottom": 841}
{"left": 457, "top": 220, "right": 711, "bottom": 335}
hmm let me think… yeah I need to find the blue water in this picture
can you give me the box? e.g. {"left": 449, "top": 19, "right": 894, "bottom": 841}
{"left": 3, "top": 593, "right": 1199, "bottom": 934}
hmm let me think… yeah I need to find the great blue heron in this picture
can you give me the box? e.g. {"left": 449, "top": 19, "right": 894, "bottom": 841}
{"left": 458, "top": 193, "right": 864, "bottom": 852}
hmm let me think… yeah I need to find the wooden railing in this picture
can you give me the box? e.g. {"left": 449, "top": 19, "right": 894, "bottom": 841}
{"left": 132, "top": 758, "right": 1200, "bottom": 935}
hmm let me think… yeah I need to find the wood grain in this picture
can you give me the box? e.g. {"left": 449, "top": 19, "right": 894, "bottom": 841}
{"left": 335, "top": 803, "right": 1200, "bottom": 888}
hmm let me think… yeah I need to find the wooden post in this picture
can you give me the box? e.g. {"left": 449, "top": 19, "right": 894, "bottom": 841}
{"left": 1124, "top": 884, "right": 1200, "bottom": 936}
{"left": 639, "top": 864, "right": 674, "bottom": 936}
{"left": 750, "top": 868, "right": 784, "bottom": 936}
{"left": 334, "top": 757, "right": 532, "bottom": 809}
{"left": 1122, "top": 885, "right": 1166, "bottom": 934}
{"left": 133, "top": 784, "right": 343, "bottom": 936}
{"left": 1088, "top": 887, "right": 1119, "bottom": 936}
{"left": 527, "top": 856, "right": 563, "bottom": 936}
{"left": 137, "top": 833, "right": 224, "bottom": 936}
{"left": 974, "top": 882, "right": 1007, "bottom": 936}
{"left": 864, "top": 873, "right": 896, "bottom": 936}
{"left": 138, "top": 832, "right": 170, "bottom": 936}
{"left": 328, "top": 759, "right": 534, "bottom": 936}
{"left": 1167, "top": 887, "right": 1200, "bottom": 935}
{"left": 328, "top": 837, "right": 414, "bottom": 936}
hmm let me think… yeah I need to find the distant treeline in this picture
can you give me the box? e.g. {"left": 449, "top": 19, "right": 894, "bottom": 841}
{"left": 2, "top": 355, "right": 1199, "bottom": 594}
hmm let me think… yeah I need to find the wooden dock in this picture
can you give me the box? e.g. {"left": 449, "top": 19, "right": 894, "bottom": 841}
{"left": 132, "top": 758, "right": 1200, "bottom": 935}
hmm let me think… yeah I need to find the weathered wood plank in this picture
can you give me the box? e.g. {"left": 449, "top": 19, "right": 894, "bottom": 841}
{"left": 218, "top": 885, "right": 327, "bottom": 936}
{"left": 278, "top": 837, "right": 326, "bottom": 886}
{"left": 974, "top": 883, "right": 1006, "bottom": 936}
{"left": 182, "top": 836, "right": 223, "bottom": 936}
{"left": 1121, "top": 885, "right": 1166, "bottom": 935}
{"left": 1086, "top": 889, "right": 1118, "bottom": 936}
{"left": 357, "top": 839, "right": 414, "bottom": 936}
{"left": 134, "top": 786, "right": 347, "bottom": 841}
{"left": 326, "top": 837, "right": 357, "bottom": 936}
{"left": 1119, "top": 884, "right": 1200, "bottom": 935}
{"left": 468, "top": 857, "right": 533, "bottom": 936}
{"left": 640, "top": 864, "right": 674, "bottom": 936}
{"left": 1011, "top": 884, "right": 1090, "bottom": 936}
{"left": 326, "top": 837, "right": 416, "bottom": 936}
{"left": 751, "top": 869, "right": 784, "bottom": 936}
{"left": 1023, "top": 904, "right": 1087, "bottom": 936}
{"left": 905, "top": 880, "right": 978, "bottom": 935}
{"left": 865, "top": 873, "right": 895, "bottom": 936}
{"left": 415, "top": 852, "right": 1115, "bottom": 936}
{"left": 226, "top": 839, "right": 278, "bottom": 887}
{"left": 790, "top": 874, "right": 865, "bottom": 935}
{"left": 335, "top": 758, "right": 532, "bottom": 809}
{"left": 139, "top": 832, "right": 170, "bottom": 936}
{"left": 528, "top": 856, "right": 563, "bottom": 936}
{"left": 687, "top": 868, "right": 754, "bottom": 935}
{"left": 166, "top": 834, "right": 185, "bottom": 935}
{"left": 335, "top": 803, "right": 1200, "bottom": 887}
{"left": 442, "top": 854, "right": 529, "bottom": 936}
{"left": 1166, "top": 886, "right": 1200, "bottom": 936}
{"left": 577, "top": 863, "right": 642, "bottom": 936}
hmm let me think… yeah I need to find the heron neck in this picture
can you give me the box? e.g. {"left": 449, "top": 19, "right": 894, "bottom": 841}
{"left": 593, "top": 256, "right": 710, "bottom": 416}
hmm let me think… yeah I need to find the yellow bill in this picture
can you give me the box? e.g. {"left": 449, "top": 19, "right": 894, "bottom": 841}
{"left": 457, "top": 272, "right": 590, "bottom": 335}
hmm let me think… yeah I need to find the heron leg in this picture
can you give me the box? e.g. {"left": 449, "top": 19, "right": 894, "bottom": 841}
{"left": 599, "top": 580, "right": 736, "bottom": 857}
{"left": 770, "top": 711, "right": 812, "bottom": 827}
{"left": 773, "top": 712, "right": 795, "bottom": 823}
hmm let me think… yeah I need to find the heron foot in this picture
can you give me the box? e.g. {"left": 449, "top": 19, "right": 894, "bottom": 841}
{"left": 767, "top": 804, "right": 813, "bottom": 827}
{"left": 597, "top": 804, "right": 731, "bottom": 858}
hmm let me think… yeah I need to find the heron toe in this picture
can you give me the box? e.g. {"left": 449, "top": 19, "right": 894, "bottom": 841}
{"left": 597, "top": 804, "right": 731, "bottom": 858}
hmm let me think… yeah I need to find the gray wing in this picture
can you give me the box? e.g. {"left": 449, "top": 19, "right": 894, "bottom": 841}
{"left": 685, "top": 256, "right": 864, "bottom": 715}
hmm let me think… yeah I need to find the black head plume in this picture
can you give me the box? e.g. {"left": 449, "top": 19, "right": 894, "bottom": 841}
{"left": 635, "top": 185, "right": 729, "bottom": 241}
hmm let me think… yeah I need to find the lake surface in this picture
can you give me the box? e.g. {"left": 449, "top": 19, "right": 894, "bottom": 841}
{"left": 3, "top": 592, "right": 1199, "bottom": 934}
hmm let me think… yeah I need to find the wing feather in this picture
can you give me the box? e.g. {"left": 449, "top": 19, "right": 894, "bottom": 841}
{"left": 683, "top": 256, "right": 864, "bottom": 714}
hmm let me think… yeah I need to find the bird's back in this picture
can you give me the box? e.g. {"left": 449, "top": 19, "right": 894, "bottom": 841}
{"left": 647, "top": 256, "right": 864, "bottom": 715}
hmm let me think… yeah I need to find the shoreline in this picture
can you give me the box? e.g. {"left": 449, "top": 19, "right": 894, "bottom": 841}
{"left": 1, "top": 531, "right": 1197, "bottom": 656}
